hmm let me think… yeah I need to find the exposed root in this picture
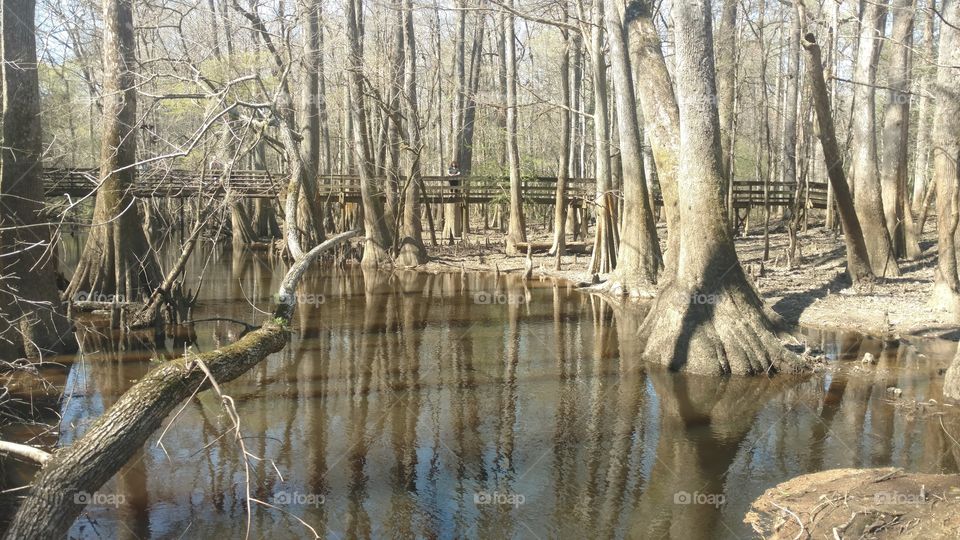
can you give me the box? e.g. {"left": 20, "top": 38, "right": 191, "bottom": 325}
{"left": 638, "top": 275, "right": 803, "bottom": 375}
{"left": 928, "top": 280, "right": 960, "bottom": 318}
{"left": 590, "top": 276, "right": 657, "bottom": 299}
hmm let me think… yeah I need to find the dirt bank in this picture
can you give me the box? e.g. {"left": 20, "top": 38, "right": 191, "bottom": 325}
{"left": 745, "top": 467, "right": 960, "bottom": 539}
{"left": 415, "top": 222, "right": 957, "bottom": 338}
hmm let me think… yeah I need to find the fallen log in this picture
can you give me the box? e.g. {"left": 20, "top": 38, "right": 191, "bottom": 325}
{"left": 3, "top": 229, "right": 360, "bottom": 540}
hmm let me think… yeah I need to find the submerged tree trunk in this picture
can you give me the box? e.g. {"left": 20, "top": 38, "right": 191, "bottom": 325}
{"left": 637, "top": 0, "right": 800, "bottom": 376}
{"left": 504, "top": 0, "right": 527, "bottom": 254}
{"left": 395, "top": 0, "right": 427, "bottom": 266}
{"left": 850, "top": 0, "right": 900, "bottom": 277}
{"left": 603, "top": 0, "right": 661, "bottom": 295}
{"left": 879, "top": 0, "right": 913, "bottom": 258}
{"left": 65, "top": 0, "right": 161, "bottom": 304}
{"left": 0, "top": 0, "right": 74, "bottom": 357}
{"left": 929, "top": 0, "right": 960, "bottom": 313}
{"left": 800, "top": 30, "right": 874, "bottom": 285}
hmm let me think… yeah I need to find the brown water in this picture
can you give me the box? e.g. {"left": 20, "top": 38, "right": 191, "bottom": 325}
{"left": 3, "top": 248, "right": 960, "bottom": 539}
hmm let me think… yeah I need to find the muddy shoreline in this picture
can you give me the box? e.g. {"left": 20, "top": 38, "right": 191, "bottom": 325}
{"left": 412, "top": 222, "right": 956, "bottom": 339}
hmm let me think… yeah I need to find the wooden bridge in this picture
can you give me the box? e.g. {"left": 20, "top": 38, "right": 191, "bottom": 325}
{"left": 42, "top": 168, "right": 828, "bottom": 210}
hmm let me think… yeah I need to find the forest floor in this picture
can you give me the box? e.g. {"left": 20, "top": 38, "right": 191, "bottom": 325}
{"left": 416, "top": 218, "right": 956, "bottom": 339}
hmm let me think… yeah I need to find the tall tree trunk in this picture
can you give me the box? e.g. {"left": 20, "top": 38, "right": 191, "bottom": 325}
{"left": 907, "top": 0, "right": 935, "bottom": 258}
{"left": 716, "top": 0, "right": 738, "bottom": 191}
{"left": 395, "top": 0, "right": 427, "bottom": 266}
{"left": 65, "top": 0, "right": 161, "bottom": 304}
{"left": 549, "top": 4, "right": 572, "bottom": 257}
{"left": 929, "top": 0, "right": 960, "bottom": 312}
{"left": 603, "top": 0, "right": 661, "bottom": 295}
{"left": 799, "top": 29, "right": 874, "bottom": 285}
{"left": 587, "top": 0, "right": 617, "bottom": 274}
{"left": 0, "top": 0, "right": 74, "bottom": 357}
{"left": 638, "top": 0, "right": 799, "bottom": 376}
{"left": 880, "top": 0, "right": 914, "bottom": 258}
{"left": 346, "top": 0, "right": 392, "bottom": 266}
{"left": 627, "top": 2, "right": 680, "bottom": 278}
{"left": 443, "top": 0, "right": 468, "bottom": 243}
{"left": 850, "top": 0, "right": 900, "bottom": 276}
{"left": 504, "top": 1, "right": 527, "bottom": 253}
{"left": 781, "top": 11, "right": 801, "bottom": 202}
{"left": 297, "top": 0, "right": 326, "bottom": 246}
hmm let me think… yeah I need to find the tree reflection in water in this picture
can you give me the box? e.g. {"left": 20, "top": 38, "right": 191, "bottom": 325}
{"left": 7, "top": 259, "right": 958, "bottom": 539}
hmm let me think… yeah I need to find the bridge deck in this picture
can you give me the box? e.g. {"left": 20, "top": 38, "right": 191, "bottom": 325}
{"left": 42, "top": 168, "right": 828, "bottom": 209}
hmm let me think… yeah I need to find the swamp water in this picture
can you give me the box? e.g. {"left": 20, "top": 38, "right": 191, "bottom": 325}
{"left": 3, "top": 248, "right": 960, "bottom": 539}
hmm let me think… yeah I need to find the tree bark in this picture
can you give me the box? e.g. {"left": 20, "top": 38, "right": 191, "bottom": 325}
{"left": 850, "top": 0, "right": 900, "bottom": 277}
{"left": 0, "top": 0, "right": 74, "bottom": 357}
{"left": 929, "top": 0, "right": 960, "bottom": 313}
{"left": 603, "top": 0, "right": 661, "bottom": 295}
{"left": 65, "top": 0, "right": 161, "bottom": 306}
{"left": 637, "top": 0, "right": 800, "bottom": 376}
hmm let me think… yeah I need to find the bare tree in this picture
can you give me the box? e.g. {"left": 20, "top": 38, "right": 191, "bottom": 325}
{"left": 628, "top": 1, "right": 680, "bottom": 276}
{"left": 929, "top": 0, "right": 960, "bottom": 312}
{"left": 65, "top": 0, "right": 162, "bottom": 303}
{"left": 602, "top": 0, "right": 661, "bottom": 294}
{"left": 850, "top": 0, "right": 900, "bottom": 277}
{"left": 0, "top": 0, "right": 73, "bottom": 357}
{"left": 879, "top": 0, "right": 914, "bottom": 257}
{"left": 637, "top": 0, "right": 799, "bottom": 375}
{"left": 587, "top": 0, "right": 618, "bottom": 274}
{"left": 346, "top": 0, "right": 393, "bottom": 266}
{"left": 504, "top": 0, "right": 527, "bottom": 253}
{"left": 396, "top": 0, "right": 428, "bottom": 265}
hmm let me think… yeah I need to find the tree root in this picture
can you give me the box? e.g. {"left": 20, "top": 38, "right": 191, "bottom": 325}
{"left": 638, "top": 277, "right": 804, "bottom": 376}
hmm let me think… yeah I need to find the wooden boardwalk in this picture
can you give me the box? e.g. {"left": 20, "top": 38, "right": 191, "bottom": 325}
{"left": 42, "top": 168, "right": 828, "bottom": 209}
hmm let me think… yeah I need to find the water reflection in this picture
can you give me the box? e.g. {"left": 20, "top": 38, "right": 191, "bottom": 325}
{"left": 3, "top": 255, "right": 960, "bottom": 539}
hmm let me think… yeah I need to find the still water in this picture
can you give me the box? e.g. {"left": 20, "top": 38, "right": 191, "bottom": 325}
{"left": 3, "top": 247, "right": 960, "bottom": 539}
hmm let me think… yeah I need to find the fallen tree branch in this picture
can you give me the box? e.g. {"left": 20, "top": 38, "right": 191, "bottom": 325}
{"left": 0, "top": 440, "right": 52, "bottom": 465}
{"left": 3, "top": 229, "right": 361, "bottom": 540}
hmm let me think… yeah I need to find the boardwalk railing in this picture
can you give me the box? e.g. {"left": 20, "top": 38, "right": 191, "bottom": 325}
{"left": 42, "top": 168, "right": 828, "bottom": 209}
